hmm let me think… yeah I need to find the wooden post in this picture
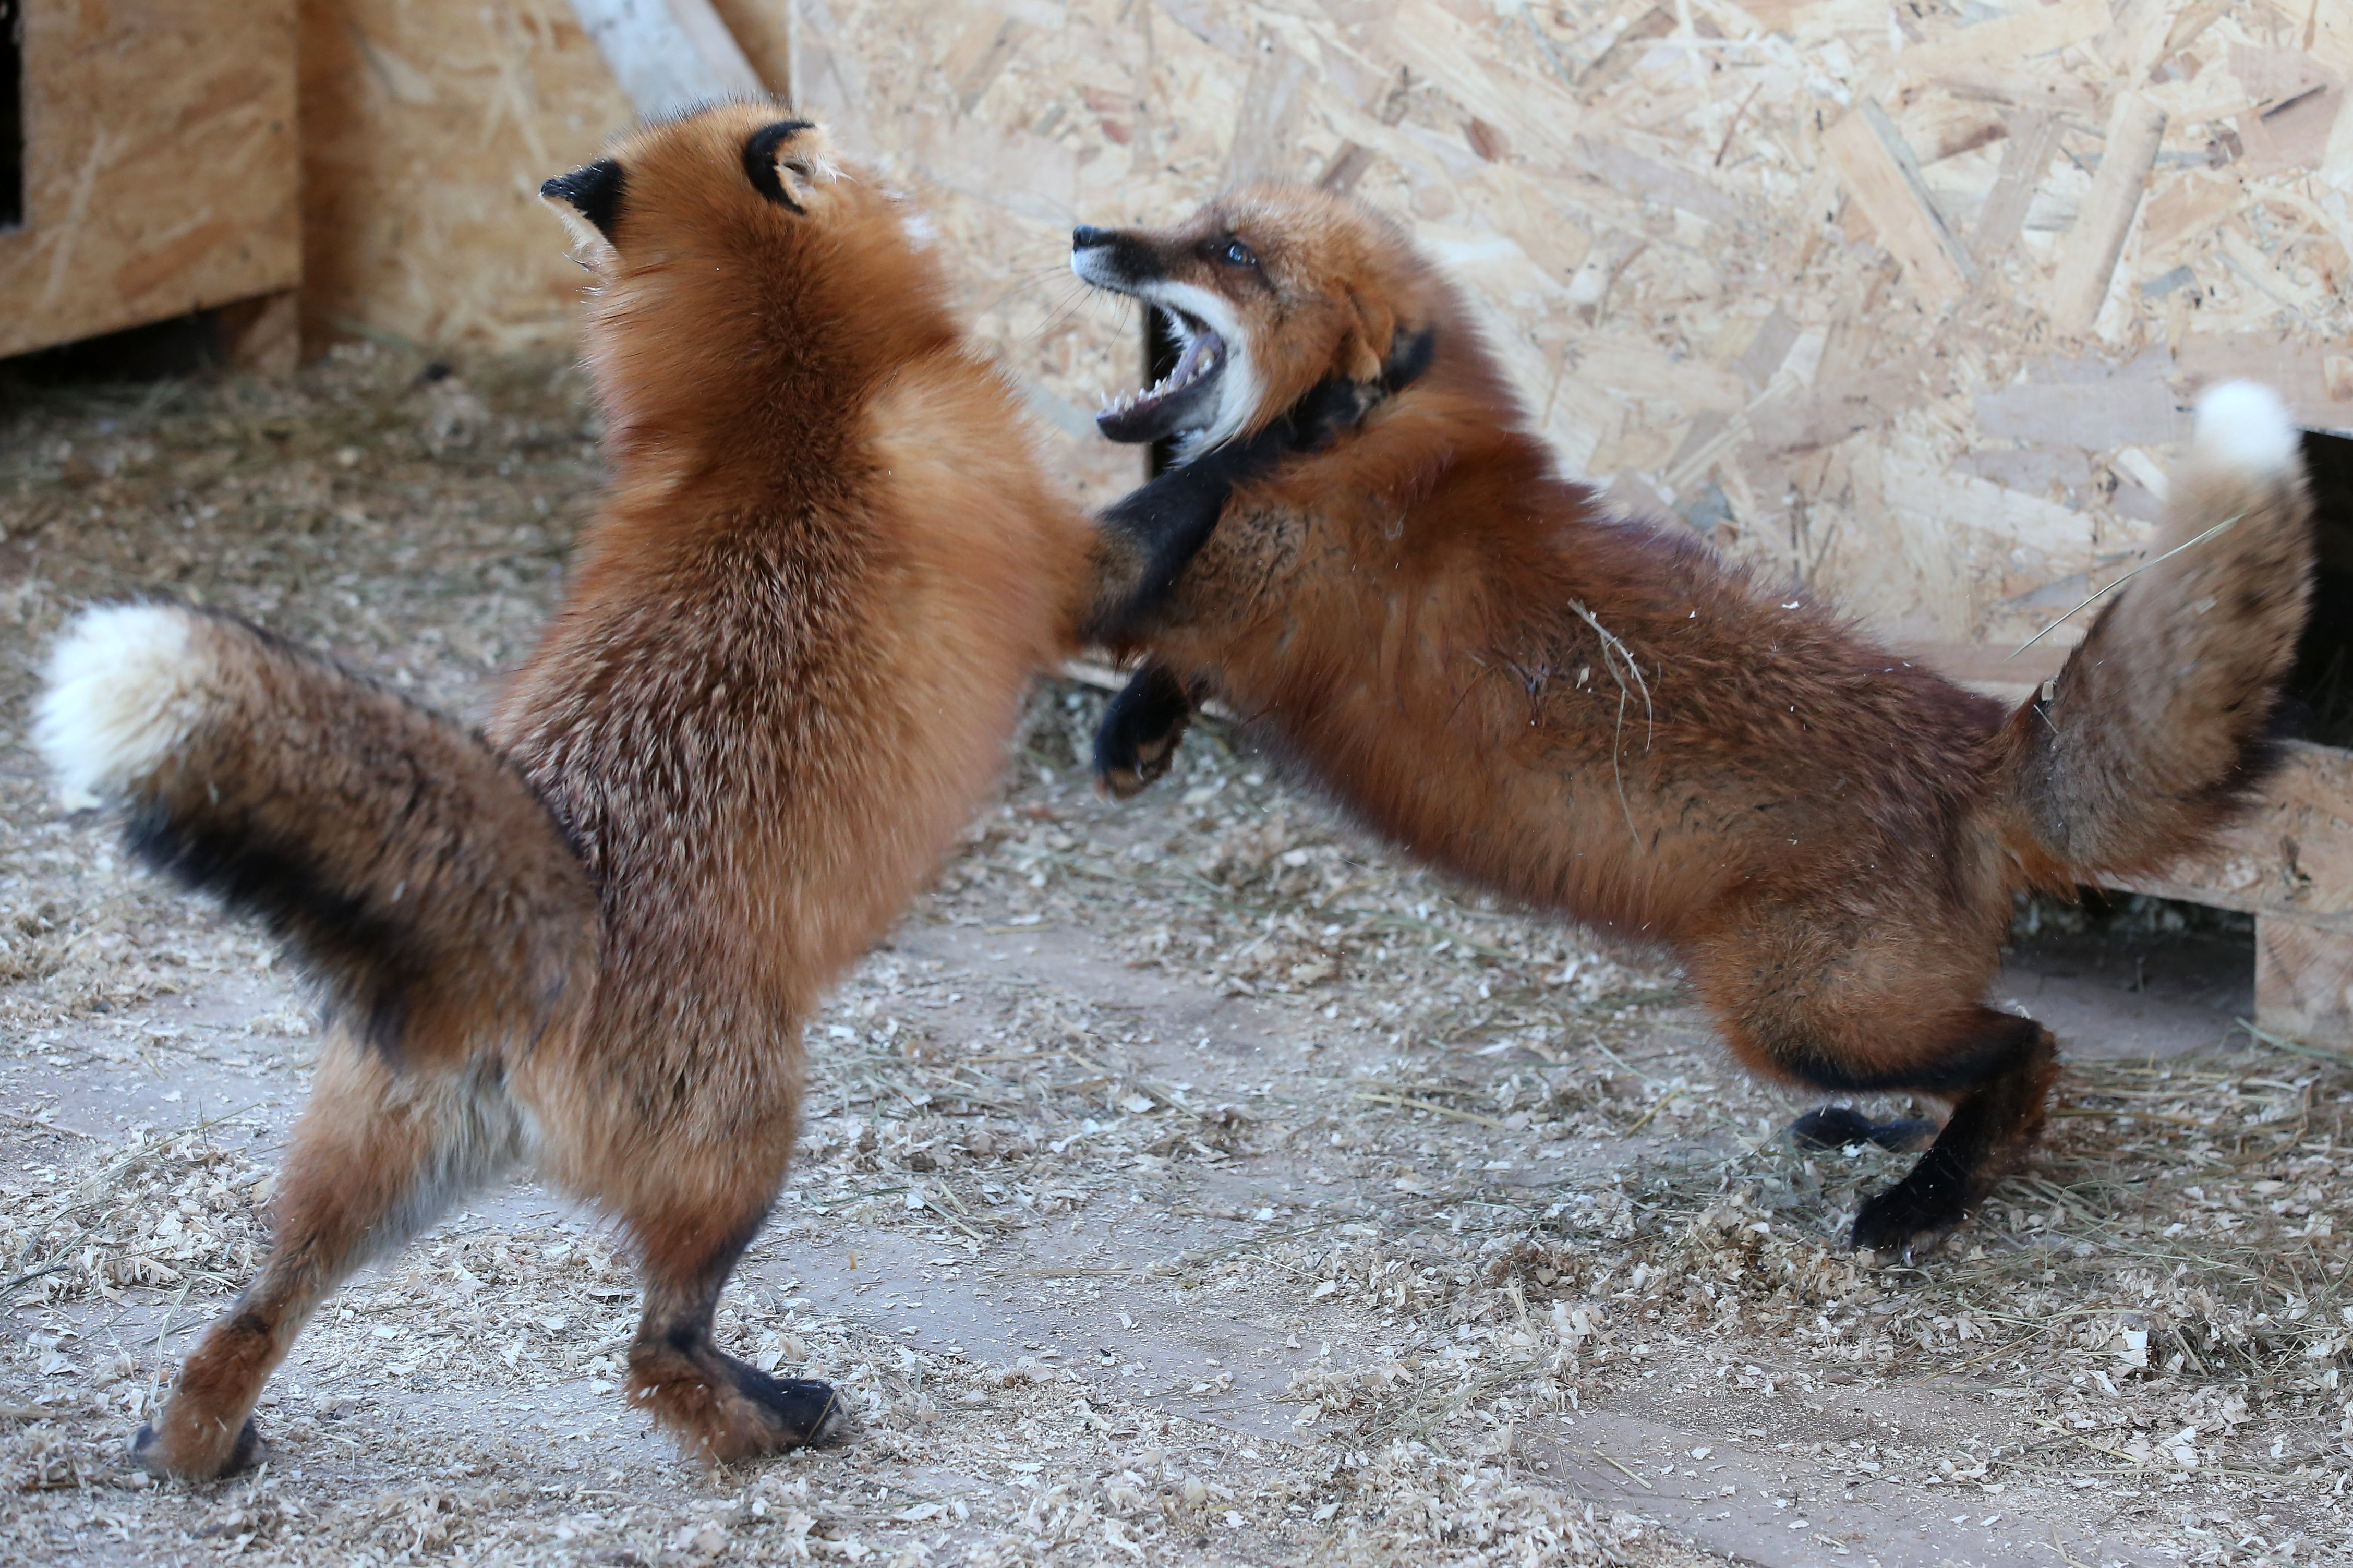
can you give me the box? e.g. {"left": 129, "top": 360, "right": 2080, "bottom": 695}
{"left": 2257, "top": 917, "right": 2353, "bottom": 1044}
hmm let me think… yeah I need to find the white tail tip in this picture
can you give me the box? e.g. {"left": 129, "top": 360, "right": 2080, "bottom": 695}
{"left": 34, "top": 602, "right": 209, "bottom": 807}
{"left": 2192, "top": 380, "right": 2301, "bottom": 477}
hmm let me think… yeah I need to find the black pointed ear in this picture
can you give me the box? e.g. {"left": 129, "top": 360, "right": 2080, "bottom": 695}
{"left": 743, "top": 120, "right": 818, "bottom": 212}
{"left": 540, "top": 159, "right": 624, "bottom": 243}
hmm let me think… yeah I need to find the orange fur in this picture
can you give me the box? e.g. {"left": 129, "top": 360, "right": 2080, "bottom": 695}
{"left": 1075, "top": 186, "right": 2316, "bottom": 1255}
{"left": 39, "top": 107, "right": 1093, "bottom": 1478}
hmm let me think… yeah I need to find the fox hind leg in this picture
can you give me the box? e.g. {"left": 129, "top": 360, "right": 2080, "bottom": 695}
{"left": 620, "top": 1172, "right": 852, "bottom": 1462}
{"left": 1848, "top": 1011, "right": 2057, "bottom": 1257}
{"left": 136, "top": 1034, "right": 518, "bottom": 1479}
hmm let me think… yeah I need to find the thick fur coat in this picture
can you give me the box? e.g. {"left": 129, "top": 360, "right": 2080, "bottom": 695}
{"left": 1072, "top": 186, "right": 2316, "bottom": 1255}
{"left": 35, "top": 106, "right": 1096, "bottom": 1477}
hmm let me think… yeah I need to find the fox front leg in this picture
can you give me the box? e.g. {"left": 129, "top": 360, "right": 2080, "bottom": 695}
{"left": 1081, "top": 456, "right": 1251, "bottom": 645}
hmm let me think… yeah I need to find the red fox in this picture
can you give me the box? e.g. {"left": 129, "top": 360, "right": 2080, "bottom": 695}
{"left": 1068, "top": 186, "right": 2316, "bottom": 1257}
{"left": 33, "top": 107, "right": 1118, "bottom": 1478}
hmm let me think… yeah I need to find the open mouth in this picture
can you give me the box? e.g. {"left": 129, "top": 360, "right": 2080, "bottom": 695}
{"left": 1096, "top": 309, "right": 1225, "bottom": 445}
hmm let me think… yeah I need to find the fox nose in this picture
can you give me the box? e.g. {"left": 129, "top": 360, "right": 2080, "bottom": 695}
{"left": 1072, "top": 225, "right": 1109, "bottom": 251}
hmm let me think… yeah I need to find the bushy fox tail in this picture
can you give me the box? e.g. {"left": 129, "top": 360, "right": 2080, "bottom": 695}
{"left": 34, "top": 602, "right": 598, "bottom": 1060}
{"left": 1998, "top": 381, "right": 2316, "bottom": 885}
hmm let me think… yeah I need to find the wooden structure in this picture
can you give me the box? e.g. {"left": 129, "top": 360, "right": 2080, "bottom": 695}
{"left": 98, "top": 0, "right": 2353, "bottom": 1038}
{"left": 1, "top": 0, "right": 301, "bottom": 366}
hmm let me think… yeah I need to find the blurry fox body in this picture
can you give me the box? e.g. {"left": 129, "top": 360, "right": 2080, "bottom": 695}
{"left": 35, "top": 106, "right": 1101, "bottom": 1477}
{"left": 1069, "top": 185, "right": 2316, "bottom": 1256}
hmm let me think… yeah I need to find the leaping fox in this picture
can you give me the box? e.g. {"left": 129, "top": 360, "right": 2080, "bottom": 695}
{"left": 1068, "top": 185, "right": 2316, "bottom": 1257}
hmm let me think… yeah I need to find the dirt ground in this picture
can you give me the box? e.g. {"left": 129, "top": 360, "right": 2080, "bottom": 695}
{"left": 1, "top": 354, "right": 2347, "bottom": 1568}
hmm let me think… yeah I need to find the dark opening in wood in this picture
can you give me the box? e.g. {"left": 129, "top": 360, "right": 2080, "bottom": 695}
{"left": 2286, "top": 428, "right": 2353, "bottom": 749}
{"left": 0, "top": 0, "right": 22, "bottom": 231}
{"left": 1144, "top": 306, "right": 1180, "bottom": 477}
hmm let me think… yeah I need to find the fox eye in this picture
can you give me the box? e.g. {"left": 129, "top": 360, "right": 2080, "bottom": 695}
{"left": 1218, "top": 237, "right": 1257, "bottom": 269}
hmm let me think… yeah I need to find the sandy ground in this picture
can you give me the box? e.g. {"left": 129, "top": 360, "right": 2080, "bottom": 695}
{"left": 1, "top": 354, "right": 2347, "bottom": 1567}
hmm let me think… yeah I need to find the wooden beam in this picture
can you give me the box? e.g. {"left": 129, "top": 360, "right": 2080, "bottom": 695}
{"left": 2256, "top": 916, "right": 2353, "bottom": 1042}
{"left": 2107, "top": 741, "right": 2353, "bottom": 937}
{"left": 568, "top": 0, "right": 766, "bottom": 120}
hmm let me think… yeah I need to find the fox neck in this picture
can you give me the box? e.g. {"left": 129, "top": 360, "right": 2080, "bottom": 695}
{"left": 586, "top": 262, "right": 961, "bottom": 505}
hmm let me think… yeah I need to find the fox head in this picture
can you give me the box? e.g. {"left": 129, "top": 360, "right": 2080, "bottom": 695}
{"left": 1070, "top": 186, "right": 1447, "bottom": 459}
{"left": 540, "top": 106, "right": 956, "bottom": 456}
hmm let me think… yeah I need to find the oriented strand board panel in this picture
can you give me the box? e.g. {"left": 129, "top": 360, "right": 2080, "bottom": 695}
{"left": 0, "top": 0, "right": 300, "bottom": 358}
{"left": 759, "top": 0, "right": 2353, "bottom": 640}
{"left": 297, "top": 0, "right": 636, "bottom": 351}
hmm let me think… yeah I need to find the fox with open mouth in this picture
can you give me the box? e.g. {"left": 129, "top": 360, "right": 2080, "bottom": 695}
{"left": 1071, "top": 185, "right": 2316, "bottom": 1257}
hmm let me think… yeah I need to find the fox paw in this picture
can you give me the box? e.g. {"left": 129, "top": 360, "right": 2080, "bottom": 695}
{"left": 1791, "top": 1108, "right": 1939, "bottom": 1153}
{"left": 1850, "top": 1166, "right": 1969, "bottom": 1260}
{"left": 131, "top": 1416, "right": 261, "bottom": 1481}
{"left": 1094, "top": 670, "right": 1193, "bottom": 801}
{"left": 734, "top": 1371, "right": 855, "bottom": 1452}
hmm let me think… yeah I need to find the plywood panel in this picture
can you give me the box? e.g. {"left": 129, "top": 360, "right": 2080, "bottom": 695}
{"left": 297, "top": 0, "right": 636, "bottom": 352}
{"left": 0, "top": 0, "right": 300, "bottom": 358}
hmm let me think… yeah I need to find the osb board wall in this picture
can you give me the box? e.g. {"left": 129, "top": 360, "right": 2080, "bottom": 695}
{"left": 766, "top": 0, "right": 2353, "bottom": 646}
{"left": 298, "top": 0, "right": 633, "bottom": 349}
{"left": 0, "top": 0, "right": 300, "bottom": 359}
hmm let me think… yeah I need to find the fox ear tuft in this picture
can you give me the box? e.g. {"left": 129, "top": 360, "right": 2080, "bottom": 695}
{"left": 540, "top": 159, "right": 624, "bottom": 243}
{"left": 1339, "top": 288, "right": 1397, "bottom": 384}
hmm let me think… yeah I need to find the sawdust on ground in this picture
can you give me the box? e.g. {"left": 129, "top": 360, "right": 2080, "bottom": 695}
{"left": 1, "top": 354, "right": 2346, "bottom": 1567}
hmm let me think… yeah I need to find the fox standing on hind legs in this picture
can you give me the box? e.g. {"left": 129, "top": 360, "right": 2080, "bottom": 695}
{"left": 1068, "top": 186, "right": 2316, "bottom": 1257}
{"left": 32, "top": 106, "right": 1121, "bottom": 1479}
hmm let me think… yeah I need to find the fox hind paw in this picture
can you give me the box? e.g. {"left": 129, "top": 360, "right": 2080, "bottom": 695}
{"left": 130, "top": 1415, "right": 261, "bottom": 1482}
{"left": 1791, "top": 1108, "right": 1938, "bottom": 1153}
{"left": 1850, "top": 1164, "right": 1970, "bottom": 1258}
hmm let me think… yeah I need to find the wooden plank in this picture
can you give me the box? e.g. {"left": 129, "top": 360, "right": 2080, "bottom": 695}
{"left": 568, "top": 0, "right": 765, "bottom": 119}
{"left": 2256, "top": 917, "right": 2353, "bottom": 1041}
{"left": 1823, "top": 100, "right": 1973, "bottom": 302}
{"left": 2174, "top": 336, "right": 2353, "bottom": 435}
{"left": 0, "top": 0, "right": 299, "bottom": 359}
{"left": 2108, "top": 741, "right": 2353, "bottom": 936}
{"left": 2048, "top": 92, "right": 2166, "bottom": 337}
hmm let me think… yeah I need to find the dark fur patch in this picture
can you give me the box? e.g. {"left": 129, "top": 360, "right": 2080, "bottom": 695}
{"left": 742, "top": 120, "right": 816, "bottom": 212}
{"left": 123, "top": 805, "right": 427, "bottom": 1057}
{"left": 542, "top": 159, "right": 625, "bottom": 243}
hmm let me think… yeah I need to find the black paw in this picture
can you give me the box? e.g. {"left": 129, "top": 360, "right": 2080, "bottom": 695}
{"left": 1791, "top": 1108, "right": 1941, "bottom": 1153}
{"left": 130, "top": 1416, "right": 261, "bottom": 1480}
{"left": 1862, "top": 1117, "right": 1939, "bottom": 1153}
{"left": 729, "top": 1366, "right": 855, "bottom": 1449}
{"left": 1850, "top": 1157, "right": 1969, "bottom": 1258}
{"left": 1094, "top": 667, "right": 1193, "bottom": 800}
{"left": 1789, "top": 1107, "right": 1876, "bottom": 1150}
